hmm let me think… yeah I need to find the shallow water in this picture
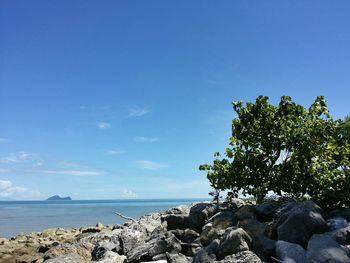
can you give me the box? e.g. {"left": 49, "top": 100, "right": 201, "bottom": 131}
{"left": 0, "top": 199, "right": 205, "bottom": 238}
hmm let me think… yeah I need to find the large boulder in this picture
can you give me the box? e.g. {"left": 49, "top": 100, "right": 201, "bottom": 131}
{"left": 161, "top": 214, "right": 188, "bottom": 230}
{"left": 276, "top": 201, "right": 328, "bottom": 248}
{"left": 187, "top": 203, "right": 222, "bottom": 232}
{"left": 275, "top": 240, "right": 307, "bottom": 263}
{"left": 216, "top": 227, "right": 251, "bottom": 260}
{"left": 236, "top": 205, "right": 257, "bottom": 221}
{"left": 200, "top": 211, "right": 237, "bottom": 245}
{"left": 307, "top": 231, "right": 350, "bottom": 263}
{"left": 255, "top": 202, "right": 280, "bottom": 222}
{"left": 250, "top": 236, "right": 276, "bottom": 260}
{"left": 171, "top": 229, "right": 200, "bottom": 243}
{"left": 44, "top": 242, "right": 94, "bottom": 261}
{"left": 193, "top": 239, "right": 219, "bottom": 263}
{"left": 124, "top": 213, "right": 163, "bottom": 236}
{"left": 126, "top": 232, "right": 181, "bottom": 262}
{"left": 114, "top": 229, "right": 145, "bottom": 255}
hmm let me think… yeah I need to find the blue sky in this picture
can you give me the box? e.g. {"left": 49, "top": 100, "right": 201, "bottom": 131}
{"left": 0, "top": 1, "right": 349, "bottom": 200}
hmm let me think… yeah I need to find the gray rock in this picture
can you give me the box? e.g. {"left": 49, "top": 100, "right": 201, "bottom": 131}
{"left": 44, "top": 242, "right": 94, "bottom": 261}
{"left": 255, "top": 202, "right": 280, "bottom": 222}
{"left": 327, "top": 217, "right": 348, "bottom": 231}
{"left": 200, "top": 226, "right": 226, "bottom": 246}
{"left": 193, "top": 239, "right": 219, "bottom": 263}
{"left": 188, "top": 203, "right": 221, "bottom": 232}
{"left": 276, "top": 240, "right": 307, "bottom": 263}
{"left": 228, "top": 198, "right": 246, "bottom": 209}
{"left": 126, "top": 232, "right": 181, "bottom": 262}
{"left": 124, "top": 213, "right": 163, "bottom": 236}
{"left": 165, "top": 205, "right": 190, "bottom": 215}
{"left": 152, "top": 253, "right": 167, "bottom": 261}
{"left": 181, "top": 242, "right": 202, "bottom": 257}
{"left": 182, "top": 229, "right": 200, "bottom": 243}
{"left": 97, "top": 251, "right": 126, "bottom": 263}
{"left": 251, "top": 236, "right": 276, "bottom": 260}
{"left": 92, "top": 245, "right": 109, "bottom": 261}
{"left": 238, "top": 219, "right": 267, "bottom": 238}
{"left": 331, "top": 224, "right": 350, "bottom": 245}
{"left": 235, "top": 205, "right": 257, "bottom": 221}
{"left": 277, "top": 201, "right": 328, "bottom": 248}
{"left": 44, "top": 253, "right": 89, "bottom": 263}
{"left": 161, "top": 214, "right": 188, "bottom": 231}
{"left": 216, "top": 227, "right": 251, "bottom": 260}
{"left": 307, "top": 231, "right": 350, "bottom": 263}
{"left": 329, "top": 208, "right": 350, "bottom": 222}
{"left": 215, "top": 251, "right": 261, "bottom": 263}
{"left": 166, "top": 252, "right": 192, "bottom": 263}
{"left": 200, "top": 211, "right": 237, "bottom": 245}
{"left": 207, "top": 211, "right": 237, "bottom": 229}
{"left": 114, "top": 229, "right": 145, "bottom": 255}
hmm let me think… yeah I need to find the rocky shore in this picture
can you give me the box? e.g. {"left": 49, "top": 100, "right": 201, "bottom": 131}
{"left": 1, "top": 199, "right": 350, "bottom": 263}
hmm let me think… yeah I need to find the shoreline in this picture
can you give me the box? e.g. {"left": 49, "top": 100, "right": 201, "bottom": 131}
{"left": 0, "top": 199, "right": 349, "bottom": 263}
{"left": 0, "top": 199, "right": 207, "bottom": 239}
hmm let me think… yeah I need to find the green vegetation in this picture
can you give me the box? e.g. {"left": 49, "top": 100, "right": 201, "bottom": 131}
{"left": 200, "top": 96, "right": 350, "bottom": 209}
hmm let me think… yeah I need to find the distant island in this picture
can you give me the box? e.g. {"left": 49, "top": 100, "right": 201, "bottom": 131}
{"left": 46, "top": 195, "right": 72, "bottom": 201}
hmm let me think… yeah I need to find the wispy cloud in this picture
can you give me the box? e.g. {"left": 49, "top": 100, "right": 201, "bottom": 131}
{"left": 0, "top": 180, "right": 12, "bottom": 189}
{"left": 106, "top": 149, "right": 125, "bottom": 155}
{"left": 0, "top": 138, "right": 7, "bottom": 143}
{"left": 133, "top": 160, "right": 168, "bottom": 170}
{"left": 121, "top": 189, "right": 137, "bottom": 198}
{"left": 42, "top": 170, "right": 103, "bottom": 176}
{"left": 0, "top": 168, "right": 10, "bottom": 173}
{"left": 0, "top": 152, "right": 31, "bottom": 164}
{"left": 0, "top": 180, "right": 41, "bottom": 199}
{"left": 127, "top": 107, "right": 150, "bottom": 118}
{"left": 133, "top": 137, "right": 159, "bottom": 143}
{"left": 97, "top": 122, "right": 111, "bottom": 129}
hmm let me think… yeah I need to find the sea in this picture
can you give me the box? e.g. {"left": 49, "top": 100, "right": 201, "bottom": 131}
{"left": 0, "top": 199, "right": 206, "bottom": 238}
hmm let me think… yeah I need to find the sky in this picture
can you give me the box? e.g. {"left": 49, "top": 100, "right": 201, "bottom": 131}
{"left": 0, "top": 1, "right": 350, "bottom": 200}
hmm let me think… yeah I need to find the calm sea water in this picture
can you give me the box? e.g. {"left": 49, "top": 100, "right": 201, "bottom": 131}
{"left": 0, "top": 199, "right": 206, "bottom": 238}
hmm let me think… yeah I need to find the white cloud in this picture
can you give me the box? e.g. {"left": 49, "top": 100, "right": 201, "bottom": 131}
{"left": 0, "top": 180, "right": 12, "bottom": 189}
{"left": 0, "top": 168, "right": 10, "bottom": 173}
{"left": 42, "top": 170, "right": 103, "bottom": 176}
{"left": 121, "top": 189, "right": 137, "bottom": 198}
{"left": 133, "top": 160, "right": 168, "bottom": 170}
{"left": 133, "top": 137, "right": 159, "bottom": 143}
{"left": 128, "top": 107, "right": 150, "bottom": 118}
{"left": 106, "top": 149, "right": 125, "bottom": 155}
{"left": 0, "top": 151, "right": 31, "bottom": 164}
{"left": 97, "top": 122, "right": 111, "bottom": 129}
{"left": 0, "top": 180, "right": 41, "bottom": 199}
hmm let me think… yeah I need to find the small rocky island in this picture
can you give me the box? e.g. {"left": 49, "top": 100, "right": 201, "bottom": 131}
{"left": 46, "top": 195, "right": 72, "bottom": 201}
{"left": 1, "top": 199, "right": 350, "bottom": 262}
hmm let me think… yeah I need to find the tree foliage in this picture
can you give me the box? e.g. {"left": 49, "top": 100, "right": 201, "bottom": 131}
{"left": 200, "top": 96, "right": 350, "bottom": 208}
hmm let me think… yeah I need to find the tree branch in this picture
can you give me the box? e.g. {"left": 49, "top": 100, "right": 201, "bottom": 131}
{"left": 114, "top": 211, "right": 137, "bottom": 222}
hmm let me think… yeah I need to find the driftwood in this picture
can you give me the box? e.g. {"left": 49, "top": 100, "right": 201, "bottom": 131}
{"left": 114, "top": 211, "right": 137, "bottom": 222}
{"left": 270, "top": 256, "right": 283, "bottom": 263}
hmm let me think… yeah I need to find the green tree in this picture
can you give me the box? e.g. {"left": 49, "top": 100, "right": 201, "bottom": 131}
{"left": 200, "top": 96, "right": 350, "bottom": 208}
